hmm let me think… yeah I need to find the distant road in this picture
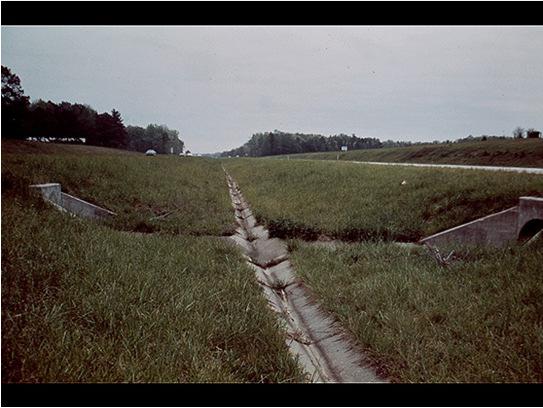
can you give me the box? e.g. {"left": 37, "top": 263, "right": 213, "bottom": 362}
{"left": 296, "top": 159, "right": 543, "bottom": 174}
{"left": 351, "top": 161, "right": 543, "bottom": 174}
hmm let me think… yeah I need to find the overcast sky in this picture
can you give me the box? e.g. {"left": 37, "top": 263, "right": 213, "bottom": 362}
{"left": 2, "top": 26, "right": 542, "bottom": 153}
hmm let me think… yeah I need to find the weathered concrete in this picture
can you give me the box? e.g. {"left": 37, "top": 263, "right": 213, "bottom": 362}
{"left": 250, "top": 238, "right": 289, "bottom": 268}
{"left": 420, "top": 207, "right": 519, "bottom": 248}
{"left": 421, "top": 196, "right": 543, "bottom": 248}
{"left": 61, "top": 192, "right": 116, "bottom": 219}
{"left": 517, "top": 197, "right": 543, "bottom": 237}
{"left": 224, "top": 169, "right": 384, "bottom": 383}
{"left": 29, "top": 183, "right": 116, "bottom": 220}
{"left": 30, "top": 183, "right": 62, "bottom": 205}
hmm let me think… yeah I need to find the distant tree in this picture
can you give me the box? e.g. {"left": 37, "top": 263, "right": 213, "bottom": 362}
{"left": 220, "top": 131, "right": 383, "bottom": 157}
{"left": 24, "top": 100, "right": 98, "bottom": 143}
{"left": 125, "top": 124, "right": 183, "bottom": 154}
{"left": 56, "top": 102, "right": 97, "bottom": 141}
{"left": 88, "top": 110, "right": 127, "bottom": 148}
{"left": 2, "top": 66, "right": 30, "bottom": 138}
{"left": 25, "top": 100, "right": 59, "bottom": 139}
{"left": 126, "top": 125, "right": 147, "bottom": 151}
{"left": 526, "top": 129, "right": 541, "bottom": 139}
{"left": 1, "top": 65, "right": 176, "bottom": 152}
{"left": 481, "top": 136, "right": 487, "bottom": 141}
{"left": 513, "top": 127, "right": 525, "bottom": 139}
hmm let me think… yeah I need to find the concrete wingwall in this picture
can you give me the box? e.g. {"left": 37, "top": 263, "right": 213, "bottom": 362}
{"left": 420, "top": 207, "right": 519, "bottom": 248}
{"left": 420, "top": 196, "right": 543, "bottom": 248}
{"left": 30, "top": 183, "right": 116, "bottom": 220}
{"left": 29, "top": 183, "right": 542, "bottom": 248}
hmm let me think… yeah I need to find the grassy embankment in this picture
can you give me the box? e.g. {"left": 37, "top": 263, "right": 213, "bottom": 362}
{"left": 290, "top": 240, "right": 543, "bottom": 383}
{"left": 2, "top": 140, "right": 234, "bottom": 235}
{"left": 2, "top": 141, "right": 304, "bottom": 382}
{"left": 280, "top": 138, "right": 543, "bottom": 168}
{"left": 225, "top": 158, "right": 543, "bottom": 382}
{"left": 224, "top": 159, "right": 543, "bottom": 242}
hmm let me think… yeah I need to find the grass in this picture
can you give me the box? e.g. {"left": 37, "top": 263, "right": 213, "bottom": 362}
{"left": 223, "top": 159, "right": 543, "bottom": 242}
{"left": 2, "top": 139, "right": 139, "bottom": 156}
{"left": 280, "top": 139, "right": 543, "bottom": 168}
{"left": 1, "top": 140, "right": 305, "bottom": 382}
{"left": 3, "top": 139, "right": 542, "bottom": 383}
{"left": 1, "top": 193, "right": 304, "bottom": 383}
{"left": 289, "top": 239, "right": 543, "bottom": 383}
{"left": 2, "top": 140, "right": 234, "bottom": 235}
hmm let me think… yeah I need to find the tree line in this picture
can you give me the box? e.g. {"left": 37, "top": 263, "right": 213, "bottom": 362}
{"left": 1, "top": 66, "right": 184, "bottom": 154}
{"left": 222, "top": 128, "right": 542, "bottom": 158}
{"left": 220, "top": 130, "right": 413, "bottom": 157}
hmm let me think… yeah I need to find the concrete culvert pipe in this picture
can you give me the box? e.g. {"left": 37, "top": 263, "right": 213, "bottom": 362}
{"left": 518, "top": 219, "right": 543, "bottom": 244}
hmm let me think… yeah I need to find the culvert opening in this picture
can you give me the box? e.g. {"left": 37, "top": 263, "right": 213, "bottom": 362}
{"left": 518, "top": 219, "right": 543, "bottom": 243}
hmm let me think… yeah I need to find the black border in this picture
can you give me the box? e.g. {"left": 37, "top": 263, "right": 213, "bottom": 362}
{"left": 2, "top": 1, "right": 543, "bottom": 25}
{"left": 2, "top": 1, "right": 543, "bottom": 406}
{"left": 2, "top": 383, "right": 543, "bottom": 406}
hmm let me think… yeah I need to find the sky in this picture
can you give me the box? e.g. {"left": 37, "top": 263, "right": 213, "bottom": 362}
{"left": 2, "top": 26, "right": 542, "bottom": 153}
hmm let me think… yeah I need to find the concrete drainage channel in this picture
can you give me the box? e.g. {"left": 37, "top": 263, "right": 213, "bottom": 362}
{"left": 30, "top": 179, "right": 382, "bottom": 381}
{"left": 224, "top": 170, "right": 384, "bottom": 383}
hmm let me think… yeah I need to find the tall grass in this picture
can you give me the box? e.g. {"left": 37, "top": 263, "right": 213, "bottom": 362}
{"left": 289, "top": 240, "right": 543, "bottom": 382}
{"left": 2, "top": 151, "right": 234, "bottom": 235}
{"left": 2, "top": 197, "right": 304, "bottom": 382}
{"left": 224, "top": 159, "right": 543, "bottom": 241}
{"left": 280, "top": 139, "right": 543, "bottom": 168}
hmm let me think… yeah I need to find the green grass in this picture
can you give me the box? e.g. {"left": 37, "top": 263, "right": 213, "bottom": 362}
{"left": 1, "top": 195, "right": 304, "bottom": 382}
{"left": 224, "top": 159, "right": 543, "bottom": 242}
{"left": 281, "top": 139, "right": 543, "bottom": 168}
{"left": 1, "top": 141, "right": 305, "bottom": 382}
{"left": 2, "top": 141, "right": 234, "bottom": 235}
{"left": 289, "top": 240, "right": 543, "bottom": 383}
{"left": 2, "top": 139, "right": 139, "bottom": 156}
{"left": 3, "top": 140, "right": 542, "bottom": 383}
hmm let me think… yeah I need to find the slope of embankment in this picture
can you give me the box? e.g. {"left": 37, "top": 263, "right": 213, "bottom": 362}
{"left": 282, "top": 139, "right": 543, "bottom": 168}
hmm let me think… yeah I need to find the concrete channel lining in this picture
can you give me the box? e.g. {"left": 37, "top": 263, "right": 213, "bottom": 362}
{"left": 224, "top": 169, "right": 385, "bottom": 383}
{"left": 30, "top": 183, "right": 116, "bottom": 220}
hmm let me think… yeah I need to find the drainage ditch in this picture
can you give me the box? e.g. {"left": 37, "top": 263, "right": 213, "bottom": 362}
{"left": 224, "top": 169, "right": 385, "bottom": 383}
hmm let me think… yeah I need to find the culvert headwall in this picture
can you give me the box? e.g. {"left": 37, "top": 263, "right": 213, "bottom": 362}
{"left": 420, "top": 196, "right": 543, "bottom": 248}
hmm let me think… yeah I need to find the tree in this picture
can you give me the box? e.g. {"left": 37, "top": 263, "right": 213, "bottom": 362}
{"left": 125, "top": 124, "right": 184, "bottom": 154}
{"left": 89, "top": 110, "right": 128, "bottom": 148}
{"left": 24, "top": 100, "right": 98, "bottom": 143}
{"left": 513, "top": 127, "right": 525, "bottom": 139}
{"left": 1, "top": 66, "right": 176, "bottom": 152}
{"left": 126, "top": 125, "right": 147, "bottom": 151}
{"left": 2, "top": 66, "right": 30, "bottom": 138}
{"left": 526, "top": 129, "right": 541, "bottom": 139}
{"left": 220, "top": 131, "right": 383, "bottom": 157}
{"left": 25, "top": 100, "right": 59, "bottom": 139}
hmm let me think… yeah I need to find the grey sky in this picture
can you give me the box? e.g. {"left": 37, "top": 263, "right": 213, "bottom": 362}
{"left": 2, "top": 26, "right": 542, "bottom": 153}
